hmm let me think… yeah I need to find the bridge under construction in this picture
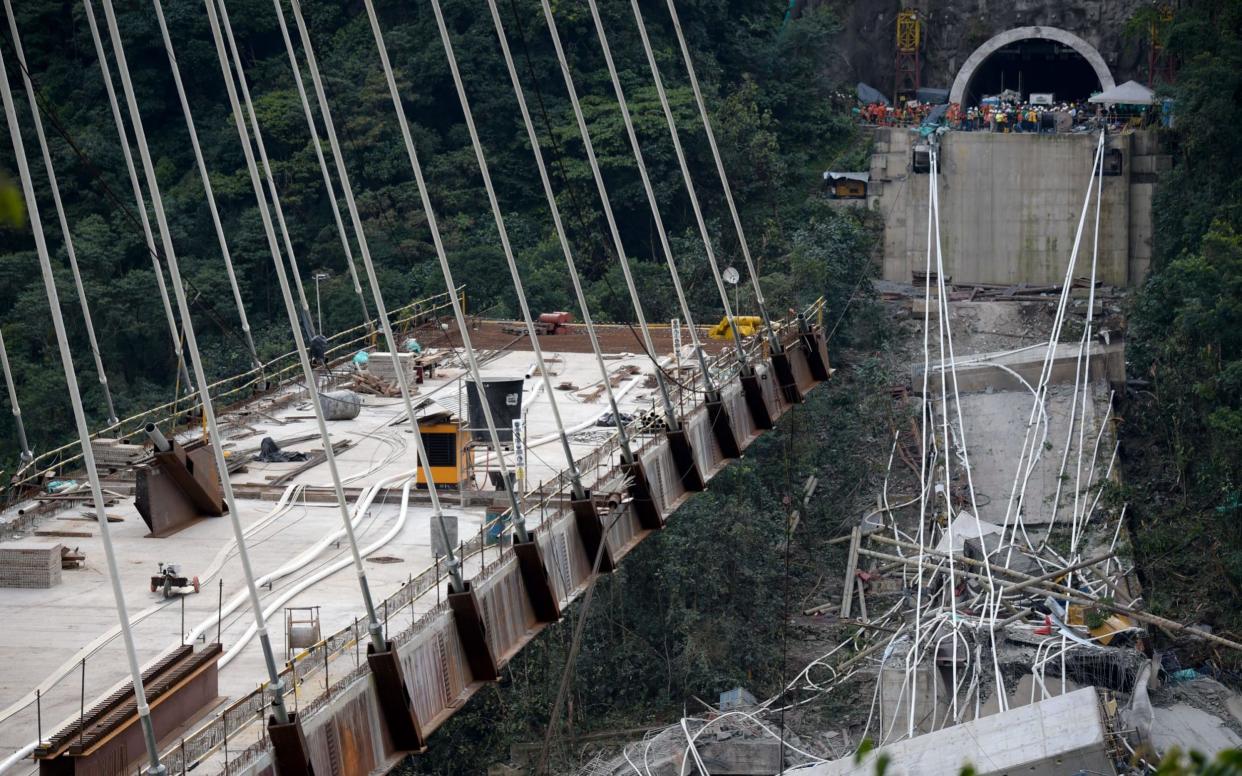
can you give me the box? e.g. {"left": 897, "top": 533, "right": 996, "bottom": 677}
{"left": 0, "top": 0, "right": 833, "bottom": 774}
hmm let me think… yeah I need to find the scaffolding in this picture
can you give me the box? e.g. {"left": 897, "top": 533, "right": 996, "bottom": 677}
{"left": 895, "top": 10, "right": 921, "bottom": 104}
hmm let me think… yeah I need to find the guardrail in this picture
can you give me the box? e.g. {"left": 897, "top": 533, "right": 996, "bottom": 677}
{"left": 36, "top": 296, "right": 828, "bottom": 776}
{"left": 1, "top": 288, "right": 464, "bottom": 507}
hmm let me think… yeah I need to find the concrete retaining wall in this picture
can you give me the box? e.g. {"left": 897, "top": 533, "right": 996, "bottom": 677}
{"left": 870, "top": 129, "right": 1168, "bottom": 287}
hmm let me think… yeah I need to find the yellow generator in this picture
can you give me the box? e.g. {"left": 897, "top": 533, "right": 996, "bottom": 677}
{"left": 416, "top": 417, "right": 473, "bottom": 489}
{"left": 708, "top": 315, "right": 762, "bottom": 340}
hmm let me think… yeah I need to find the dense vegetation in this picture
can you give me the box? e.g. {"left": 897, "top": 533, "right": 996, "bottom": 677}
{"left": 0, "top": 0, "right": 865, "bottom": 470}
{"left": 1122, "top": 0, "right": 1242, "bottom": 644}
{"left": 1, "top": 3, "right": 884, "bottom": 768}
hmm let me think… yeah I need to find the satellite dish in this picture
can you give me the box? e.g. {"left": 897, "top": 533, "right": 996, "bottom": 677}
{"left": 723, "top": 266, "right": 740, "bottom": 285}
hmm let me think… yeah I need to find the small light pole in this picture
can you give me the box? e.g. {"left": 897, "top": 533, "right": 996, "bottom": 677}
{"left": 311, "top": 270, "right": 331, "bottom": 334}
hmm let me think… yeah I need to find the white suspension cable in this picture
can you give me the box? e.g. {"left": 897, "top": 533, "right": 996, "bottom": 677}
{"left": 82, "top": 0, "right": 191, "bottom": 396}
{"left": 0, "top": 44, "right": 165, "bottom": 776}
{"left": 999, "top": 133, "right": 1105, "bottom": 546}
{"left": 626, "top": 0, "right": 749, "bottom": 369}
{"left": 583, "top": 0, "right": 716, "bottom": 392}
{"left": 908, "top": 146, "right": 936, "bottom": 737}
{"left": 483, "top": 0, "right": 636, "bottom": 463}
{"left": 0, "top": 330, "right": 32, "bottom": 464}
{"left": 98, "top": 0, "right": 291, "bottom": 724}
{"left": 4, "top": 1, "right": 120, "bottom": 425}
{"left": 214, "top": 0, "right": 314, "bottom": 336}
{"left": 147, "top": 0, "right": 260, "bottom": 369}
{"left": 929, "top": 144, "right": 1006, "bottom": 714}
{"left": 203, "top": 0, "right": 388, "bottom": 652}
{"left": 928, "top": 149, "right": 960, "bottom": 722}
{"left": 283, "top": 0, "right": 467, "bottom": 587}
{"left": 427, "top": 0, "right": 588, "bottom": 498}
{"left": 663, "top": 0, "right": 780, "bottom": 353}
{"left": 538, "top": 0, "right": 682, "bottom": 430}
{"left": 269, "top": 2, "right": 371, "bottom": 333}
{"left": 1069, "top": 143, "right": 1107, "bottom": 557}
{"left": 364, "top": 0, "right": 532, "bottom": 542}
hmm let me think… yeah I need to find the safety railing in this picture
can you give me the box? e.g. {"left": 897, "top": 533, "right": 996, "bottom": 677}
{"left": 1, "top": 287, "right": 464, "bottom": 507}
{"left": 155, "top": 298, "right": 828, "bottom": 775}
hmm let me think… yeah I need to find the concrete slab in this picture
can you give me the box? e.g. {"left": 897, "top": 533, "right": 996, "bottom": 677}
{"left": 794, "top": 688, "right": 1114, "bottom": 776}
{"left": 1151, "top": 704, "right": 1242, "bottom": 760}
{"left": 0, "top": 343, "right": 681, "bottom": 766}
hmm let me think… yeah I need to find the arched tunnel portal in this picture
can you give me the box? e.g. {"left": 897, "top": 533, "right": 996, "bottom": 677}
{"left": 949, "top": 27, "right": 1115, "bottom": 107}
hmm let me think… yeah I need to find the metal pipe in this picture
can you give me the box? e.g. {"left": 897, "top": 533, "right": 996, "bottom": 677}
{"left": 144, "top": 422, "right": 171, "bottom": 453}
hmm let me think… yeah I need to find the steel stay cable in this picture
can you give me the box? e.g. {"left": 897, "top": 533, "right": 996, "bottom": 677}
{"left": 625, "top": 0, "right": 750, "bottom": 370}
{"left": 204, "top": 0, "right": 389, "bottom": 653}
{"left": 0, "top": 43, "right": 165, "bottom": 776}
{"left": 281, "top": 0, "right": 462, "bottom": 589}
{"left": 97, "top": 0, "right": 291, "bottom": 725}
{"left": 537, "top": 0, "right": 682, "bottom": 432}
{"left": 582, "top": 0, "right": 717, "bottom": 393}
{"left": 213, "top": 0, "right": 314, "bottom": 336}
{"left": 363, "top": 0, "right": 534, "bottom": 543}
{"left": 0, "top": 330, "right": 32, "bottom": 463}
{"left": 146, "top": 0, "right": 261, "bottom": 371}
{"left": 662, "top": 0, "right": 780, "bottom": 354}
{"left": 4, "top": 0, "right": 120, "bottom": 425}
{"left": 484, "top": 0, "right": 636, "bottom": 463}
{"left": 427, "top": 0, "right": 586, "bottom": 499}
{"left": 268, "top": 7, "right": 372, "bottom": 333}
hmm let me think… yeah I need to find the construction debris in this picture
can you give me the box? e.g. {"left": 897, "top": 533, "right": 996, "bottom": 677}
{"left": 349, "top": 370, "right": 401, "bottom": 397}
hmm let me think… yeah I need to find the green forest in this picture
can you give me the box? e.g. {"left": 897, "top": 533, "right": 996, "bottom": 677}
{"left": 4, "top": 0, "right": 1242, "bottom": 772}
{"left": 0, "top": 0, "right": 866, "bottom": 470}
{"left": 1122, "top": 0, "right": 1242, "bottom": 638}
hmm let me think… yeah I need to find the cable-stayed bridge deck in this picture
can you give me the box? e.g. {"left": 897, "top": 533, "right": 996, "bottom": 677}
{"left": 0, "top": 297, "right": 829, "bottom": 776}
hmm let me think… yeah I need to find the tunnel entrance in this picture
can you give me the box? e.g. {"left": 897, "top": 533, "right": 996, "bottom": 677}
{"left": 949, "top": 26, "right": 1115, "bottom": 108}
{"left": 961, "top": 40, "right": 1101, "bottom": 106}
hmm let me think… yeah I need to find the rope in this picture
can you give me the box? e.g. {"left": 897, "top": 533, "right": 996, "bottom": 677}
{"left": 148, "top": 0, "right": 261, "bottom": 369}
{"left": 625, "top": 0, "right": 750, "bottom": 370}
{"left": 4, "top": 0, "right": 119, "bottom": 424}
{"left": 0, "top": 33, "right": 164, "bottom": 773}
{"left": 269, "top": 0, "right": 372, "bottom": 333}
{"left": 284, "top": 0, "right": 460, "bottom": 584}
{"left": 427, "top": 0, "right": 587, "bottom": 498}
{"left": 537, "top": 0, "right": 682, "bottom": 431}
{"left": 206, "top": 0, "right": 389, "bottom": 651}
{"left": 484, "top": 0, "right": 636, "bottom": 462}
{"left": 662, "top": 0, "right": 780, "bottom": 353}
{"left": 97, "top": 0, "right": 291, "bottom": 725}
{"left": 364, "top": 0, "right": 536, "bottom": 541}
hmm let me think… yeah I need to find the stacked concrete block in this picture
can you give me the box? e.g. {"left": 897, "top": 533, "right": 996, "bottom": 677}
{"left": 365, "top": 352, "right": 417, "bottom": 384}
{"left": 0, "top": 542, "right": 63, "bottom": 588}
{"left": 91, "top": 438, "right": 148, "bottom": 468}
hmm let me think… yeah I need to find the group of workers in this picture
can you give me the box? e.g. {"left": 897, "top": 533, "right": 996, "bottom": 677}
{"left": 854, "top": 101, "right": 938, "bottom": 127}
{"left": 946, "top": 100, "right": 1094, "bottom": 132}
{"left": 856, "top": 98, "right": 1119, "bottom": 134}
